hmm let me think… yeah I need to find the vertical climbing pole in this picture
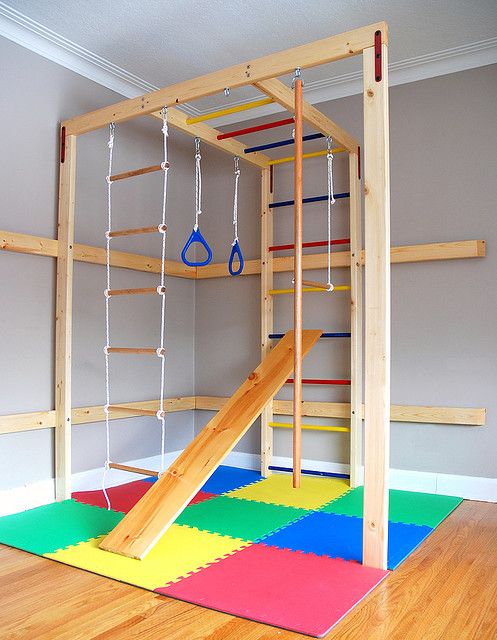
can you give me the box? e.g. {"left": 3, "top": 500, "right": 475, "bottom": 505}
{"left": 55, "top": 128, "right": 77, "bottom": 500}
{"left": 349, "top": 150, "right": 363, "bottom": 488}
{"left": 260, "top": 166, "right": 274, "bottom": 477}
{"left": 293, "top": 72, "right": 304, "bottom": 488}
{"left": 362, "top": 31, "right": 391, "bottom": 569}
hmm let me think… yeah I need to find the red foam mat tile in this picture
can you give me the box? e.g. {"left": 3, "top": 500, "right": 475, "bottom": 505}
{"left": 73, "top": 481, "right": 214, "bottom": 514}
{"left": 157, "top": 543, "right": 388, "bottom": 637}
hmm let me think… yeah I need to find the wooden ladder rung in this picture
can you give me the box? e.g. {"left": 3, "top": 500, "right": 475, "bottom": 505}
{"left": 107, "top": 225, "right": 167, "bottom": 238}
{"left": 107, "top": 405, "right": 165, "bottom": 418}
{"left": 106, "top": 347, "right": 165, "bottom": 355}
{"left": 106, "top": 286, "right": 166, "bottom": 297}
{"left": 108, "top": 462, "right": 159, "bottom": 478}
{"left": 109, "top": 163, "right": 169, "bottom": 182}
{"left": 302, "top": 279, "right": 332, "bottom": 290}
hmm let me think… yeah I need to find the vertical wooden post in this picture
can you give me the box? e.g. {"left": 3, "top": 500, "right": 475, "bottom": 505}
{"left": 293, "top": 78, "right": 303, "bottom": 488}
{"left": 260, "top": 167, "right": 274, "bottom": 477}
{"left": 362, "top": 38, "right": 391, "bottom": 569}
{"left": 55, "top": 130, "right": 77, "bottom": 500}
{"left": 349, "top": 151, "right": 363, "bottom": 488}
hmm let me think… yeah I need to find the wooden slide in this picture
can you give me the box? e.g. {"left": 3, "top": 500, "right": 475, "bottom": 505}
{"left": 99, "top": 329, "right": 322, "bottom": 559}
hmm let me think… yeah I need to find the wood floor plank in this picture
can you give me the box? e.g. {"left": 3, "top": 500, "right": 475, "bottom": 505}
{"left": 0, "top": 500, "right": 495, "bottom": 639}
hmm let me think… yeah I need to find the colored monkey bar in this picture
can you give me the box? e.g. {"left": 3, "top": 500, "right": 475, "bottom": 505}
{"left": 244, "top": 132, "right": 324, "bottom": 154}
{"left": 269, "top": 238, "right": 350, "bottom": 252}
{"left": 269, "top": 285, "right": 351, "bottom": 295}
{"left": 286, "top": 378, "right": 351, "bottom": 385}
{"left": 269, "top": 192, "right": 350, "bottom": 209}
{"left": 217, "top": 117, "right": 294, "bottom": 140}
{"left": 269, "top": 422, "right": 350, "bottom": 433}
{"left": 186, "top": 97, "right": 273, "bottom": 124}
{"left": 269, "top": 148, "right": 346, "bottom": 165}
{"left": 269, "top": 332, "right": 351, "bottom": 339}
{"left": 268, "top": 466, "right": 350, "bottom": 479}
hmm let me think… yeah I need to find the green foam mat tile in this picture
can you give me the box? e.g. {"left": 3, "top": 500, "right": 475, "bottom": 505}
{"left": 321, "top": 486, "right": 462, "bottom": 528}
{"left": 0, "top": 500, "right": 123, "bottom": 555}
{"left": 175, "top": 495, "right": 307, "bottom": 541}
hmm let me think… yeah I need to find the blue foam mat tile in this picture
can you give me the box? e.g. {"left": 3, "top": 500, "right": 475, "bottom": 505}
{"left": 261, "top": 511, "right": 433, "bottom": 570}
{"left": 143, "top": 465, "right": 263, "bottom": 495}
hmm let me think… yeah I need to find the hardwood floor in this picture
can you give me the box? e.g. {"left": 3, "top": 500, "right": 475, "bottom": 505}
{"left": 0, "top": 500, "right": 496, "bottom": 640}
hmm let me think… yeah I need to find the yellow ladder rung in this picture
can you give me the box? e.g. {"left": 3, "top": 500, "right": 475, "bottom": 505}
{"left": 268, "top": 147, "right": 346, "bottom": 166}
{"left": 269, "top": 422, "right": 350, "bottom": 433}
{"left": 186, "top": 97, "right": 273, "bottom": 124}
{"left": 269, "top": 285, "right": 351, "bottom": 295}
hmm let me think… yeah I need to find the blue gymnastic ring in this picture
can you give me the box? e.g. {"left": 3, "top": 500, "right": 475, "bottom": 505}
{"left": 228, "top": 239, "right": 244, "bottom": 276}
{"left": 181, "top": 226, "right": 213, "bottom": 267}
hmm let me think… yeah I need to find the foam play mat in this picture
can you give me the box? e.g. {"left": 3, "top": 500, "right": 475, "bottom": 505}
{"left": 0, "top": 466, "right": 462, "bottom": 637}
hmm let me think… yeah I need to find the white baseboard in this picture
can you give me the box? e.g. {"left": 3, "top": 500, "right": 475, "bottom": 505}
{"left": 0, "top": 451, "right": 182, "bottom": 517}
{"left": 223, "top": 451, "right": 497, "bottom": 502}
{"left": 1, "top": 451, "right": 495, "bottom": 517}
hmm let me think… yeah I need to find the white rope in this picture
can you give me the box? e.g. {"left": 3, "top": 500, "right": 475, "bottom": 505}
{"left": 158, "top": 107, "right": 169, "bottom": 472}
{"left": 194, "top": 137, "right": 202, "bottom": 229}
{"left": 102, "top": 122, "right": 115, "bottom": 510}
{"left": 232, "top": 157, "right": 240, "bottom": 245}
{"left": 326, "top": 136, "right": 336, "bottom": 292}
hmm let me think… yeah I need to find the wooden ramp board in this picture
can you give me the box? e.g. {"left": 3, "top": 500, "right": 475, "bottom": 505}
{"left": 99, "top": 329, "right": 322, "bottom": 559}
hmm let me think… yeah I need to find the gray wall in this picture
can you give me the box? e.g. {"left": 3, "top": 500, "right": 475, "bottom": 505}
{"left": 1, "top": 34, "right": 496, "bottom": 491}
{"left": 0, "top": 37, "right": 195, "bottom": 490}
{"left": 195, "top": 64, "right": 497, "bottom": 479}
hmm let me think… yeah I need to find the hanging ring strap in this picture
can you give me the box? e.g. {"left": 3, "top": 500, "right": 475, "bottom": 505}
{"left": 228, "top": 156, "right": 244, "bottom": 276}
{"left": 326, "top": 136, "right": 336, "bottom": 291}
{"left": 181, "top": 137, "right": 213, "bottom": 267}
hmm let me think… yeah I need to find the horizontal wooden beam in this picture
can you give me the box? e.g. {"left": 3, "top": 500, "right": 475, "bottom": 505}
{"left": 254, "top": 78, "right": 358, "bottom": 153}
{"left": 0, "top": 397, "right": 196, "bottom": 435}
{"left": 0, "top": 229, "right": 196, "bottom": 279}
{"left": 0, "top": 394, "right": 485, "bottom": 436}
{"left": 195, "top": 240, "right": 486, "bottom": 279}
{"left": 194, "top": 396, "right": 486, "bottom": 426}
{"left": 63, "top": 23, "right": 386, "bottom": 135}
{"left": 2, "top": 232, "right": 483, "bottom": 281}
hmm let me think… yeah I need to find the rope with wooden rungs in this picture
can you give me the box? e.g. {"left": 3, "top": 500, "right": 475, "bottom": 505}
{"left": 102, "top": 122, "right": 115, "bottom": 510}
{"left": 100, "top": 112, "right": 170, "bottom": 508}
{"left": 158, "top": 107, "right": 169, "bottom": 472}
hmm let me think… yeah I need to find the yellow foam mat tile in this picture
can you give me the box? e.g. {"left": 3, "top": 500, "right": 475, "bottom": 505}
{"left": 228, "top": 474, "right": 350, "bottom": 510}
{"left": 45, "top": 524, "right": 249, "bottom": 591}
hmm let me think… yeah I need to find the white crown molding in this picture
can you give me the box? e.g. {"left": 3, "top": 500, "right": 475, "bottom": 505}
{"left": 1, "top": 1, "right": 496, "bottom": 125}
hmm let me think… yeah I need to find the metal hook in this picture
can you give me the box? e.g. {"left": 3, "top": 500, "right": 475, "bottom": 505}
{"left": 291, "top": 67, "right": 304, "bottom": 88}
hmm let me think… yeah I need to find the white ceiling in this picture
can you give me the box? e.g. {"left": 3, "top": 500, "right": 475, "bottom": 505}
{"left": 2, "top": 0, "right": 497, "bottom": 115}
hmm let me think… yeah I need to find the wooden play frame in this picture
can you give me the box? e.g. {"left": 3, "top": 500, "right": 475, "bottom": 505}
{"left": 0, "top": 21, "right": 487, "bottom": 569}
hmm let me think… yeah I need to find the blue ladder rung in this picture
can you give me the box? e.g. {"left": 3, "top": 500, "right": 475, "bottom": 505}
{"left": 269, "top": 192, "right": 350, "bottom": 209}
{"left": 244, "top": 133, "right": 324, "bottom": 154}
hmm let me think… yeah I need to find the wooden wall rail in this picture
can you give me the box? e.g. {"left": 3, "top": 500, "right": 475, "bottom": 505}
{"left": 194, "top": 396, "right": 486, "bottom": 426}
{"left": 63, "top": 22, "right": 387, "bottom": 136}
{"left": 195, "top": 240, "right": 486, "bottom": 279}
{"left": 0, "top": 229, "right": 195, "bottom": 278}
{"left": 0, "top": 397, "right": 196, "bottom": 435}
{"left": 0, "top": 395, "right": 484, "bottom": 436}
{"left": 2, "top": 231, "right": 484, "bottom": 281}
